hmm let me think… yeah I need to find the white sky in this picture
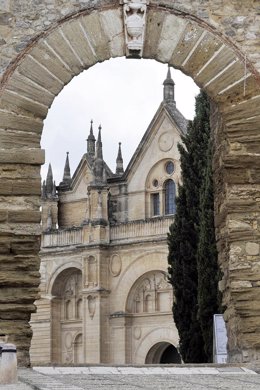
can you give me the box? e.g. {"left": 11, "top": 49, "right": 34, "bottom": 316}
{"left": 41, "top": 58, "right": 199, "bottom": 183}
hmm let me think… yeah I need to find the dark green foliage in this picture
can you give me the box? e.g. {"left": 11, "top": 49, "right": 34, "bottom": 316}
{"left": 168, "top": 90, "right": 219, "bottom": 363}
{"left": 197, "top": 139, "right": 220, "bottom": 362}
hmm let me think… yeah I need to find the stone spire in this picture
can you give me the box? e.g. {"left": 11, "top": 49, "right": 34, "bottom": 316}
{"left": 87, "top": 119, "right": 96, "bottom": 157}
{"left": 96, "top": 125, "right": 103, "bottom": 160}
{"left": 116, "top": 142, "right": 124, "bottom": 175}
{"left": 93, "top": 125, "right": 104, "bottom": 182}
{"left": 62, "top": 152, "right": 71, "bottom": 184}
{"left": 46, "top": 163, "right": 54, "bottom": 196}
{"left": 163, "top": 66, "right": 175, "bottom": 105}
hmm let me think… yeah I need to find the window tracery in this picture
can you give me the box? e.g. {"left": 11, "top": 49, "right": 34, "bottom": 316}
{"left": 128, "top": 271, "right": 172, "bottom": 314}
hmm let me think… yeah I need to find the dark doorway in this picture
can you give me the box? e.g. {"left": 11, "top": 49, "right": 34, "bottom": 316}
{"left": 160, "top": 344, "right": 181, "bottom": 364}
{"left": 145, "top": 342, "right": 181, "bottom": 364}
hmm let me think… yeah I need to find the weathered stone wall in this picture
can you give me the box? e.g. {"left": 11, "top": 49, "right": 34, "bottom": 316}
{"left": 0, "top": 0, "right": 259, "bottom": 366}
{"left": 0, "top": 1, "right": 260, "bottom": 79}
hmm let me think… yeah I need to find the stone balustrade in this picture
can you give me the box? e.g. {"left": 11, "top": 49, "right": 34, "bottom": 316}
{"left": 41, "top": 217, "right": 174, "bottom": 248}
{"left": 41, "top": 227, "right": 84, "bottom": 248}
{"left": 110, "top": 217, "right": 174, "bottom": 243}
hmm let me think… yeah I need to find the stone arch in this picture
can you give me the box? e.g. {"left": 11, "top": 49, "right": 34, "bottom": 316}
{"left": 0, "top": 2, "right": 259, "bottom": 365}
{"left": 145, "top": 342, "right": 181, "bottom": 364}
{"left": 73, "top": 333, "right": 84, "bottom": 364}
{"left": 113, "top": 251, "right": 168, "bottom": 311}
{"left": 50, "top": 267, "right": 83, "bottom": 364}
{"left": 47, "top": 260, "right": 82, "bottom": 295}
{"left": 125, "top": 269, "right": 175, "bottom": 364}
{"left": 134, "top": 327, "right": 179, "bottom": 364}
{"left": 126, "top": 270, "right": 171, "bottom": 314}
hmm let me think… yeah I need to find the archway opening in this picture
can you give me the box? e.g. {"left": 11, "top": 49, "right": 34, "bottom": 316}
{"left": 51, "top": 267, "right": 83, "bottom": 364}
{"left": 145, "top": 342, "right": 181, "bottom": 364}
{"left": 0, "top": 2, "right": 259, "bottom": 366}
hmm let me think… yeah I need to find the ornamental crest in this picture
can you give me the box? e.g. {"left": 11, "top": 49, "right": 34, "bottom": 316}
{"left": 120, "top": 0, "right": 149, "bottom": 58}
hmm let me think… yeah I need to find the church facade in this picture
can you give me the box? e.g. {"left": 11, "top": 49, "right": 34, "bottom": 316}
{"left": 30, "top": 69, "right": 188, "bottom": 365}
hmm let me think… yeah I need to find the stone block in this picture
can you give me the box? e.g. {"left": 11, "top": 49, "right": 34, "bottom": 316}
{"left": 169, "top": 22, "right": 204, "bottom": 68}
{"left": 143, "top": 9, "right": 165, "bottom": 59}
{"left": 0, "top": 109, "right": 43, "bottom": 134}
{"left": 245, "top": 242, "right": 260, "bottom": 256}
{"left": 99, "top": 9, "right": 124, "bottom": 58}
{"left": 18, "top": 55, "right": 63, "bottom": 96}
{"left": 8, "top": 210, "right": 41, "bottom": 223}
{"left": 207, "top": 60, "right": 245, "bottom": 96}
{"left": 0, "top": 129, "right": 40, "bottom": 149}
{"left": 1, "top": 89, "right": 48, "bottom": 118}
{"left": 80, "top": 12, "right": 110, "bottom": 61}
{"left": 196, "top": 46, "right": 236, "bottom": 85}
{"left": 0, "top": 209, "right": 7, "bottom": 221}
{"left": 22, "top": 179, "right": 42, "bottom": 194}
{"left": 0, "top": 270, "right": 40, "bottom": 287}
{"left": 0, "top": 149, "right": 44, "bottom": 165}
{"left": 44, "top": 28, "right": 83, "bottom": 76}
{"left": 61, "top": 19, "right": 97, "bottom": 67}
{"left": 0, "top": 254, "right": 40, "bottom": 271}
{"left": 30, "top": 41, "right": 72, "bottom": 85}
{"left": 230, "top": 280, "right": 252, "bottom": 290}
{"left": 11, "top": 237, "right": 40, "bottom": 255}
{"left": 7, "top": 72, "right": 54, "bottom": 108}
{"left": 157, "top": 14, "right": 187, "bottom": 63}
{"left": 184, "top": 32, "right": 222, "bottom": 78}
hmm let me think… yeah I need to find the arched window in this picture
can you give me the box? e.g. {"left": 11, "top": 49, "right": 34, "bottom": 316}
{"left": 65, "top": 300, "right": 73, "bottom": 319}
{"left": 76, "top": 298, "right": 83, "bottom": 319}
{"left": 164, "top": 179, "right": 176, "bottom": 215}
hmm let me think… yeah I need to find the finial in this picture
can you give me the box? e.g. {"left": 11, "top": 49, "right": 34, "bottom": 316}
{"left": 116, "top": 142, "right": 124, "bottom": 175}
{"left": 95, "top": 125, "right": 103, "bottom": 160}
{"left": 46, "top": 163, "right": 54, "bottom": 196}
{"left": 62, "top": 151, "right": 71, "bottom": 184}
{"left": 93, "top": 124, "right": 104, "bottom": 181}
{"left": 163, "top": 65, "right": 175, "bottom": 104}
{"left": 98, "top": 124, "right": 102, "bottom": 139}
{"left": 87, "top": 119, "right": 96, "bottom": 156}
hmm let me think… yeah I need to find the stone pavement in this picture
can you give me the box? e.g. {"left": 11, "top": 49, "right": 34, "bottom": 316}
{"left": 1, "top": 366, "right": 260, "bottom": 390}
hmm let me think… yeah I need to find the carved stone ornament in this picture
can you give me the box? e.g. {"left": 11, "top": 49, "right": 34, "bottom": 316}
{"left": 87, "top": 295, "right": 96, "bottom": 319}
{"left": 120, "top": 0, "right": 149, "bottom": 58}
{"left": 109, "top": 254, "right": 122, "bottom": 277}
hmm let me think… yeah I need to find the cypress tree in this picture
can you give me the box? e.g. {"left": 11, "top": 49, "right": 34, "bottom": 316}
{"left": 197, "top": 138, "right": 220, "bottom": 362}
{"left": 168, "top": 90, "right": 218, "bottom": 363}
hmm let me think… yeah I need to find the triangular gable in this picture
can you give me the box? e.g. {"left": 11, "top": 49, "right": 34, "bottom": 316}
{"left": 61, "top": 153, "right": 115, "bottom": 199}
{"left": 122, "top": 102, "right": 188, "bottom": 182}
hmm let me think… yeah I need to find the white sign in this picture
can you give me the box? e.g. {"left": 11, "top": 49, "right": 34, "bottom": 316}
{"left": 213, "top": 314, "right": 228, "bottom": 363}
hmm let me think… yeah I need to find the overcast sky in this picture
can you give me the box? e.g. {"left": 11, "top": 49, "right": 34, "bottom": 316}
{"left": 41, "top": 58, "right": 199, "bottom": 183}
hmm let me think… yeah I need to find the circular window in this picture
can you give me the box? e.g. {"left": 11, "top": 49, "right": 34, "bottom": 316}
{"left": 153, "top": 179, "right": 159, "bottom": 188}
{"left": 165, "top": 161, "right": 174, "bottom": 175}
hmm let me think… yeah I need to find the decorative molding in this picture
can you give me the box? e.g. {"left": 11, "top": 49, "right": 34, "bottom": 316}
{"left": 134, "top": 326, "right": 142, "bottom": 340}
{"left": 87, "top": 295, "right": 96, "bottom": 319}
{"left": 121, "top": 0, "right": 149, "bottom": 58}
{"left": 110, "top": 254, "right": 122, "bottom": 277}
{"left": 158, "top": 132, "right": 174, "bottom": 152}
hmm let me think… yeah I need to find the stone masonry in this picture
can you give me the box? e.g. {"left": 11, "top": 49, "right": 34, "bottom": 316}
{"left": 0, "top": 0, "right": 259, "bottom": 366}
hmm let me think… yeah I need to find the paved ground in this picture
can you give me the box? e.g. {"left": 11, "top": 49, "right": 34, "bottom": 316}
{"left": 1, "top": 366, "right": 260, "bottom": 390}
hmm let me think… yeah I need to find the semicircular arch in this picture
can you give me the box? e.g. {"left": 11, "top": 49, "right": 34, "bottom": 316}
{"left": 47, "top": 260, "right": 82, "bottom": 295}
{"left": 113, "top": 251, "right": 168, "bottom": 311}
{"left": 0, "top": 1, "right": 259, "bottom": 365}
{"left": 134, "top": 327, "right": 179, "bottom": 364}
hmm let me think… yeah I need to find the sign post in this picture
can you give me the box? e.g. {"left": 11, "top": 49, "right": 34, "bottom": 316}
{"left": 213, "top": 314, "right": 228, "bottom": 363}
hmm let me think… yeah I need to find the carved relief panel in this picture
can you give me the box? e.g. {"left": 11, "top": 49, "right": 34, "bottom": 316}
{"left": 121, "top": 0, "right": 149, "bottom": 57}
{"left": 128, "top": 271, "right": 172, "bottom": 314}
{"left": 63, "top": 271, "right": 83, "bottom": 320}
{"left": 85, "top": 255, "right": 98, "bottom": 288}
{"left": 56, "top": 269, "right": 83, "bottom": 364}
